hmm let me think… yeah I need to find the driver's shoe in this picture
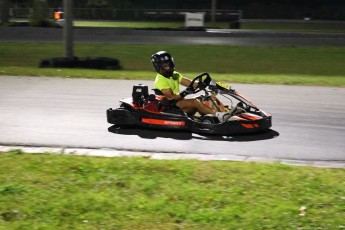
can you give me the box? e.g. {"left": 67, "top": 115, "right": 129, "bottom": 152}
{"left": 216, "top": 111, "right": 232, "bottom": 122}
{"left": 232, "top": 106, "right": 245, "bottom": 115}
{"left": 216, "top": 106, "right": 244, "bottom": 122}
{"left": 201, "top": 114, "right": 219, "bottom": 124}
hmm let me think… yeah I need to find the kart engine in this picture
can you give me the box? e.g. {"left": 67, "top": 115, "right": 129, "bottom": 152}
{"left": 132, "top": 84, "right": 149, "bottom": 106}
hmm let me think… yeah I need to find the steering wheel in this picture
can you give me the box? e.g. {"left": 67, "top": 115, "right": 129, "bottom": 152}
{"left": 185, "top": 72, "right": 212, "bottom": 95}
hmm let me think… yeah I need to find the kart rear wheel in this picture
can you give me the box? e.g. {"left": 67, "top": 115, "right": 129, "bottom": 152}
{"left": 200, "top": 115, "right": 219, "bottom": 124}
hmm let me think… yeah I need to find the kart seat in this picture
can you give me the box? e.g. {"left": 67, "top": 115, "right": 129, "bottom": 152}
{"left": 143, "top": 94, "right": 178, "bottom": 113}
{"left": 152, "top": 89, "right": 183, "bottom": 115}
{"left": 153, "top": 88, "right": 163, "bottom": 95}
{"left": 152, "top": 89, "right": 177, "bottom": 107}
{"left": 159, "top": 97, "right": 176, "bottom": 107}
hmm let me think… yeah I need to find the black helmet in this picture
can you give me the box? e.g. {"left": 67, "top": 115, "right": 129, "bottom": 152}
{"left": 151, "top": 51, "right": 175, "bottom": 77}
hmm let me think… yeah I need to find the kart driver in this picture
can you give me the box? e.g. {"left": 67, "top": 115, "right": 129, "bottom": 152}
{"left": 151, "top": 51, "right": 231, "bottom": 121}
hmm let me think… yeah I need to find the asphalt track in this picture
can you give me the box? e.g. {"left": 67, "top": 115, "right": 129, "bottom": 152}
{"left": 1, "top": 27, "right": 345, "bottom": 166}
{"left": 0, "top": 76, "right": 345, "bottom": 167}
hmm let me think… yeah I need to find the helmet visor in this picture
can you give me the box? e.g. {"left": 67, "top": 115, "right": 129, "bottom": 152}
{"left": 161, "top": 62, "right": 171, "bottom": 71}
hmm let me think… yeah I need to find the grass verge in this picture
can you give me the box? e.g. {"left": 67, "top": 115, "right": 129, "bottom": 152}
{"left": 73, "top": 20, "right": 345, "bottom": 33}
{"left": 1, "top": 67, "right": 343, "bottom": 87}
{"left": 0, "top": 151, "right": 344, "bottom": 229}
{"left": 1, "top": 42, "right": 345, "bottom": 87}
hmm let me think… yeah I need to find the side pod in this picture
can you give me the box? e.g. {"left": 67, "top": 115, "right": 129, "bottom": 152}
{"left": 107, "top": 108, "right": 136, "bottom": 126}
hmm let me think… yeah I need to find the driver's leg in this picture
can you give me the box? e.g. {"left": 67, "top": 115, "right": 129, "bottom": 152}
{"left": 176, "top": 99, "right": 215, "bottom": 115}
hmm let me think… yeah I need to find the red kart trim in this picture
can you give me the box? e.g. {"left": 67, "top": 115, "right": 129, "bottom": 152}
{"left": 142, "top": 118, "right": 186, "bottom": 126}
{"left": 241, "top": 123, "right": 260, "bottom": 129}
{"left": 241, "top": 113, "right": 262, "bottom": 121}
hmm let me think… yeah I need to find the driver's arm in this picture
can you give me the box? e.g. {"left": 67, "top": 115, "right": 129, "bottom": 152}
{"left": 180, "top": 77, "right": 198, "bottom": 89}
{"left": 161, "top": 88, "right": 183, "bottom": 101}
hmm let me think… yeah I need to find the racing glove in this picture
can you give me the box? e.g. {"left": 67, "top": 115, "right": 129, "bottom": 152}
{"left": 180, "top": 87, "right": 193, "bottom": 98}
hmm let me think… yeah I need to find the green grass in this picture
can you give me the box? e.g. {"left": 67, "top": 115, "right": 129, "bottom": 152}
{"left": 1, "top": 42, "right": 345, "bottom": 87}
{"left": 0, "top": 151, "right": 344, "bottom": 229}
{"left": 7, "top": 19, "right": 345, "bottom": 32}
{"left": 74, "top": 20, "right": 185, "bottom": 29}
{"left": 73, "top": 21, "right": 235, "bottom": 30}
{"left": 242, "top": 21, "right": 345, "bottom": 33}
{"left": 73, "top": 20, "right": 345, "bottom": 33}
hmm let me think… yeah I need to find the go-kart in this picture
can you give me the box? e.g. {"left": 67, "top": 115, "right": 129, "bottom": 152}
{"left": 107, "top": 73, "right": 272, "bottom": 135}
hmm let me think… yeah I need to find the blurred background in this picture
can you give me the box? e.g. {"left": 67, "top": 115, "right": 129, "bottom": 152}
{"left": 1, "top": 0, "right": 345, "bottom": 26}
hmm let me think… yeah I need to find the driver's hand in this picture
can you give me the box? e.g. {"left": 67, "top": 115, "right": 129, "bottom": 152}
{"left": 180, "top": 87, "right": 193, "bottom": 98}
{"left": 192, "top": 81, "right": 199, "bottom": 89}
{"left": 210, "top": 94, "right": 217, "bottom": 101}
